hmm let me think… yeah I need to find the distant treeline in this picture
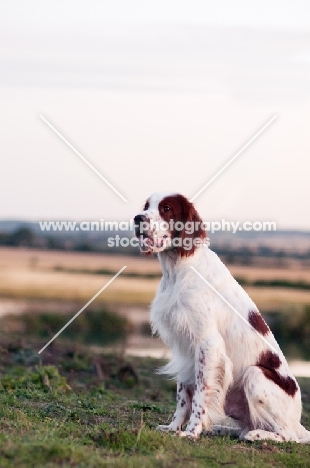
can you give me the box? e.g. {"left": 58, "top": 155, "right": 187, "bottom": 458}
{"left": 215, "top": 245, "right": 310, "bottom": 262}
{"left": 1, "top": 226, "right": 310, "bottom": 262}
{"left": 0, "top": 227, "right": 139, "bottom": 255}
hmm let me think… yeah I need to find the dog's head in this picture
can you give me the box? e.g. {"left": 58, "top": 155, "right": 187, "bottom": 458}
{"left": 134, "top": 192, "right": 207, "bottom": 257}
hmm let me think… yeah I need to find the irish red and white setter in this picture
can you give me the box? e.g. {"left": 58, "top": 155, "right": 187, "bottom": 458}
{"left": 134, "top": 192, "right": 310, "bottom": 442}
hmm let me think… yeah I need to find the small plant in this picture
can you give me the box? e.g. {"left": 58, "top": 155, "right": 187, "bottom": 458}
{"left": 0, "top": 365, "right": 70, "bottom": 393}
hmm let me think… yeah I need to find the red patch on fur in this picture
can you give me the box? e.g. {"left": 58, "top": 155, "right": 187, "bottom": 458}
{"left": 258, "top": 368, "right": 298, "bottom": 397}
{"left": 256, "top": 350, "right": 297, "bottom": 397}
{"left": 257, "top": 350, "right": 281, "bottom": 369}
{"left": 186, "top": 386, "right": 194, "bottom": 402}
{"left": 158, "top": 194, "right": 206, "bottom": 257}
{"left": 248, "top": 310, "right": 269, "bottom": 336}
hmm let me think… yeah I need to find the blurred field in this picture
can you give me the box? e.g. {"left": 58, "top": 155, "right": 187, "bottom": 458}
{"left": 0, "top": 247, "right": 159, "bottom": 305}
{"left": 0, "top": 247, "right": 160, "bottom": 274}
{"left": 229, "top": 264, "right": 310, "bottom": 282}
{"left": 0, "top": 269, "right": 158, "bottom": 304}
{"left": 1, "top": 247, "right": 310, "bottom": 309}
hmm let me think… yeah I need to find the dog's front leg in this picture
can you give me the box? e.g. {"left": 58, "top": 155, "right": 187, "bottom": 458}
{"left": 157, "top": 382, "right": 193, "bottom": 433}
{"left": 180, "top": 333, "right": 230, "bottom": 440}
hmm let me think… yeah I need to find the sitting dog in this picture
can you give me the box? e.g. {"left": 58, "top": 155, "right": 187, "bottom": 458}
{"left": 134, "top": 192, "right": 310, "bottom": 442}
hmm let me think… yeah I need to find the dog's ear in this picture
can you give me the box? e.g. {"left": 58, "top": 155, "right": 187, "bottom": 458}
{"left": 175, "top": 195, "right": 206, "bottom": 258}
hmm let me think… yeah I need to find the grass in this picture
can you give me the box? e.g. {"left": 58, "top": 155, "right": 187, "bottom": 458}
{"left": 0, "top": 338, "right": 310, "bottom": 467}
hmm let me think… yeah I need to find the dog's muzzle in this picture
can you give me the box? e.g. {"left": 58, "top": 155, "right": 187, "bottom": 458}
{"left": 134, "top": 214, "right": 148, "bottom": 237}
{"left": 134, "top": 214, "right": 154, "bottom": 252}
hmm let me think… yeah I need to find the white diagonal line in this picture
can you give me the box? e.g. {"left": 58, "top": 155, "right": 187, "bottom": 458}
{"left": 190, "top": 266, "right": 278, "bottom": 353}
{"left": 39, "top": 114, "right": 128, "bottom": 203}
{"left": 38, "top": 266, "right": 127, "bottom": 354}
{"left": 190, "top": 115, "right": 277, "bottom": 202}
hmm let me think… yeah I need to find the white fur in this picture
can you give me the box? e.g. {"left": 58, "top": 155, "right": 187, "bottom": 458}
{"left": 138, "top": 192, "right": 310, "bottom": 443}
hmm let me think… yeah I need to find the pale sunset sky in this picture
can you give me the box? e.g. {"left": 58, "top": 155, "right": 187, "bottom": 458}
{"left": 1, "top": 0, "right": 310, "bottom": 228}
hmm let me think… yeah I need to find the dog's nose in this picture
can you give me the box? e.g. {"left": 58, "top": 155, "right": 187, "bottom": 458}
{"left": 134, "top": 214, "right": 148, "bottom": 236}
{"left": 134, "top": 214, "right": 147, "bottom": 226}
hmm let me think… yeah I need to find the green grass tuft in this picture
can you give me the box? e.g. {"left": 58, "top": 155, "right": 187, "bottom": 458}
{"left": 0, "top": 339, "right": 309, "bottom": 467}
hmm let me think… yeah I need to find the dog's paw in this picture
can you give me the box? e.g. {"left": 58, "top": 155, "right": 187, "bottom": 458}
{"left": 241, "top": 429, "right": 286, "bottom": 442}
{"left": 243, "top": 432, "right": 259, "bottom": 442}
{"left": 157, "top": 424, "right": 179, "bottom": 433}
{"left": 179, "top": 430, "right": 199, "bottom": 440}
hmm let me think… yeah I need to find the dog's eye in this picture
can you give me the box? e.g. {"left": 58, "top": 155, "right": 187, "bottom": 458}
{"left": 144, "top": 202, "right": 149, "bottom": 210}
{"left": 164, "top": 205, "right": 170, "bottom": 212}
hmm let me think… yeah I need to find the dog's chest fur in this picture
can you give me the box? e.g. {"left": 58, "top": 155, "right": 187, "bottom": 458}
{"left": 150, "top": 250, "right": 206, "bottom": 355}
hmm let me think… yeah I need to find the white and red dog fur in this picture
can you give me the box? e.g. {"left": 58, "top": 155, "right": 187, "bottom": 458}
{"left": 134, "top": 192, "right": 310, "bottom": 443}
